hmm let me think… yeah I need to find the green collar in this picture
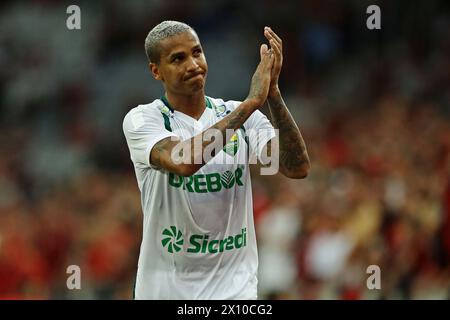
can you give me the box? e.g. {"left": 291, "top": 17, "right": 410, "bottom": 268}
{"left": 160, "top": 95, "right": 212, "bottom": 113}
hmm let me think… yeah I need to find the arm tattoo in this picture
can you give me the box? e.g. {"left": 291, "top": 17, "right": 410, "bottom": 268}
{"left": 267, "top": 93, "right": 310, "bottom": 176}
{"left": 222, "top": 108, "right": 248, "bottom": 132}
{"left": 151, "top": 138, "right": 173, "bottom": 168}
{"left": 202, "top": 106, "right": 251, "bottom": 159}
{"left": 150, "top": 101, "right": 256, "bottom": 174}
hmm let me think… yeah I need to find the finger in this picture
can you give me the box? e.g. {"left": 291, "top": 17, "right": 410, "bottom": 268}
{"left": 257, "top": 48, "right": 271, "bottom": 70}
{"left": 269, "top": 39, "right": 281, "bottom": 57}
{"left": 264, "top": 32, "right": 282, "bottom": 56}
{"left": 268, "top": 41, "right": 281, "bottom": 77}
{"left": 262, "top": 47, "right": 272, "bottom": 57}
{"left": 260, "top": 44, "right": 268, "bottom": 60}
{"left": 265, "top": 50, "right": 275, "bottom": 70}
{"left": 260, "top": 49, "right": 274, "bottom": 69}
{"left": 263, "top": 29, "right": 273, "bottom": 44}
{"left": 266, "top": 27, "right": 282, "bottom": 48}
{"left": 269, "top": 39, "right": 282, "bottom": 69}
{"left": 264, "top": 30, "right": 283, "bottom": 59}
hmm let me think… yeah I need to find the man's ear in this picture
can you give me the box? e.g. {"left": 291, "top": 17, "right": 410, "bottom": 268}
{"left": 149, "top": 63, "right": 163, "bottom": 81}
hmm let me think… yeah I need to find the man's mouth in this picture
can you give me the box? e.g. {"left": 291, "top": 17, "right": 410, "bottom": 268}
{"left": 185, "top": 72, "right": 204, "bottom": 81}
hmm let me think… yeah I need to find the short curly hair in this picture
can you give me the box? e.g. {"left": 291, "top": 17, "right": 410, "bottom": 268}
{"left": 145, "top": 21, "right": 194, "bottom": 64}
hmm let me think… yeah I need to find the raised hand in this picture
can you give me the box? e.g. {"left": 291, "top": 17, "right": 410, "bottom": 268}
{"left": 263, "top": 27, "right": 283, "bottom": 97}
{"left": 246, "top": 45, "right": 275, "bottom": 108}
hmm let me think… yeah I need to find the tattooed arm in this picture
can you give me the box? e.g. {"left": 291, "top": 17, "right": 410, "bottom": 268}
{"left": 151, "top": 102, "right": 255, "bottom": 176}
{"left": 265, "top": 91, "right": 310, "bottom": 179}
{"left": 261, "top": 26, "right": 310, "bottom": 179}
{"left": 150, "top": 48, "right": 275, "bottom": 177}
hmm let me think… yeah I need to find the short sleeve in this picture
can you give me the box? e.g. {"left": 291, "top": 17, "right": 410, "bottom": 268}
{"left": 122, "top": 105, "right": 178, "bottom": 168}
{"left": 227, "top": 100, "right": 276, "bottom": 162}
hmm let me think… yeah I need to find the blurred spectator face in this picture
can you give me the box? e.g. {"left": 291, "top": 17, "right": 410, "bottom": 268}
{"left": 150, "top": 30, "right": 208, "bottom": 95}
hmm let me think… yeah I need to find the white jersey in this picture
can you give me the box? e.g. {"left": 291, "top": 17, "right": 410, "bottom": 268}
{"left": 122, "top": 96, "right": 275, "bottom": 300}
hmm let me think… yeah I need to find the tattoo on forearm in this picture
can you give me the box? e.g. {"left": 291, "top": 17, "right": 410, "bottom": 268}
{"left": 152, "top": 138, "right": 172, "bottom": 167}
{"left": 248, "top": 74, "right": 264, "bottom": 101}
{"left": 152, "top": 103, "right": 254, "bottom": 171}
{"left": 224, "top": 108, "right": 248, "bottom": 131}
{"left": 268, "top": 94, "right": 310, "bottom": 174}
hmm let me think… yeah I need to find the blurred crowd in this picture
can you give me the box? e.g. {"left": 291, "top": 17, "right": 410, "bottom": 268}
{"left": 0, "top": 0, "right": 449, "bottom": 299}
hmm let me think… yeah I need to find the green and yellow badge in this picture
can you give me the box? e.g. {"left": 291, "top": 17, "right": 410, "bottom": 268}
{"left": 223, "top": 132, "right": 239, "bottom": 156}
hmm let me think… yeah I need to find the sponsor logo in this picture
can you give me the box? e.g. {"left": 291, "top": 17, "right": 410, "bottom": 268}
{"left": 169, "top": 167, "right": 244, "bottom": 193}
{"left": 161, "top": 226, "right": 184, "bottom": 253}
{"left": 161, "top": 227, "right": 247, "bottom": 254}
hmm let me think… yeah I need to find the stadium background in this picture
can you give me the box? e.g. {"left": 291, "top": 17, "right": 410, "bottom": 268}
{"left": 0, "top": 0, "right": 449, "bottom": 299}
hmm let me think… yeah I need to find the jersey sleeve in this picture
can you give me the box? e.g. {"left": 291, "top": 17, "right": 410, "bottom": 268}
{"left": 227, "top": 100, "right": 276, "bottom": 162}
{"left": 123, "top": 105, "right": 178, "bottom": 168}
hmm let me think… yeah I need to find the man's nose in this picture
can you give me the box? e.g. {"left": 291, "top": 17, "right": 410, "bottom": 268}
{"left": 186, "top": 56, "right": 199, "bottom": 71}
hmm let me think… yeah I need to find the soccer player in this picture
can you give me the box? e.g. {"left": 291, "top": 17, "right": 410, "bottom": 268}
{"left": 123, "top": 21, "right": 310, "bottom": 299}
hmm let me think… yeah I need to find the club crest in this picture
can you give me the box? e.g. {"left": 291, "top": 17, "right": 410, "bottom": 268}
{"left": 223, "top": 132, "right": 239, "bottom": 156}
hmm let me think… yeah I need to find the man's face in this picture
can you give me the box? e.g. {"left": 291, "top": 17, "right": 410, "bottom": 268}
{"left": 150, "top": 30, "right": 208, "bottom": 95}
